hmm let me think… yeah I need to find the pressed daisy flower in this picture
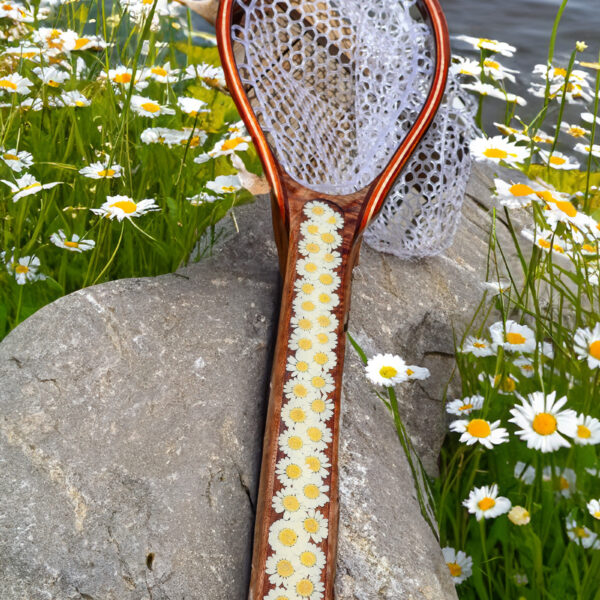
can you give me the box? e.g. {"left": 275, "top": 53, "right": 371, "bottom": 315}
{"left": 130, "top": 95, "right": 175, "bottom": 118}
{"left": 32, "top": 66, "right": 70, "bottom": 88}
{"left": 264, "top": 589, "right": 292, "bottom": 600}
{"left": 79, "top": 161, "right": 122, "bottom": 179}
{"left": 460, "top": 335, "right": 495, "bottom": 357}
{"left": 297, "top": 480, "right": 329, "bottom": 509}
{"left": 295, "top": 508, "right": 328, "bottom": 543}
{"left": 454, "top": 35, "right": 516, "bottom": 56}
{"left": 489, "top": 319, "right": 536, "bottom": 353}
{"left": 279, "top": 428, "right": 307, "bottom": 457}
{"left": 56, "top": 90, "right": 91, "bottom": 108}
{"left": 449, "top": 418, "right": 509, "bottom": 449}
{"left": 570, "top": 413, "right": 600, "bottom": 445}
{"left": 91, "top": 195, "right": 159, "bottom": 221}
{"left": 463, "top": 484, "right": 511, "bottom": 520}
{"left": 441, "top": 547, "right": 472, "bottom": 585}
{"left": 288, "top": 573, "right": 325, "bottom": 599}
{"left": 206, "top": 175, "right": 242, "bottom": 195}
{"left": 268, "top": 519, "right": 308, "bottom": 554}
{"left": 509, "top": 391, "right": 577, "bottom": 453}
{"left": 177, "top": 96, "right": 208, "bottom": 117}
{"left": 470, "top": 135, "right": 528, "bottom": 165}
{"left": 493, "top": 178, "right": 540, "bottom": 208}
{"left": 365, "top": 353, "right": 409, "bottom": 386}
{"left": 537, "top": 149, "right": 580, "bottom": 170}
{"left": 272, "top": 488, "right": 303, "bottom": 516}
{"left": 542, "top": 465, "right": 576, "bottom": 497}
{"left": 265, "top": 553, "right": 300, "bottom": 587}
{"left": 296, "top": 542, "right": 326, "bottom": 574}
{"left": 0, "top": 72, "right": 33, "bottom": 94}
{"left": 574, "top": 142, "right": 600, "bottom": 159}
{"left": 446, "top": 395, "right": 484, "bottom": 416}
{"left": 303, "top": 451, "right": 331, "bottom": 477}
{"left": 560, "top": 122, "right": 590, "bottom": 138}
{"left": 513, "top": 356, "right": 535, "bottom": 378}
{"left": 308, "top": 397, "right": 334, "bottom": 421}
{"left": 276, "top": 456, "right": 307, "bottom": 487}
{"left": 566, "top": 518, "right": 600, "bottom": 549}
{"left": 574, "top": 323, "right": 600, "bottom": 368}
{"left": 1, "top": 173, "right": 61, "bottom": 201}
{"left": 461, "top": 81, "right": 526, "bottom": 105}
{"left": 587, "top": 499, "right": 600, "bottom": 520}
{"left": 2, "top": 252, "right": 45, "bottom": 284}
{"left": 521, "top": 228, "right": 571, "bottom": 258}
{"left": 297, "top": 421, "right": 333, "bottom": 447}
{"left": 514, "top": 461, "right": 536, "bottom": 485}
{"left": 1, "top": 148, "right": 33, "bottom": 172}
{"left": 508, "top": 505, "right": 530, "bottom": 526}
{"left": 50, "top": 230, "right": 95, "bottom": 252}
{"left": 404, "top": 364, "right": 430, "bottom": 380}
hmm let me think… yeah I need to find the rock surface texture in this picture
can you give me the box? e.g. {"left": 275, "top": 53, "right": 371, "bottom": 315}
{"left": 0, "top": 165, "right": 518, "bottom": 599}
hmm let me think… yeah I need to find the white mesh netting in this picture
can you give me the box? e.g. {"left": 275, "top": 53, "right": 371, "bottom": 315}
{"left": 230, "top": 0, "right": 474, "bottom": 257}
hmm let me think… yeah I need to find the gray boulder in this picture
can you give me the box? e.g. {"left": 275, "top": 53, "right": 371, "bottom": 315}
{"left": 0, "top": 164, "right": 515, "bottom": 599}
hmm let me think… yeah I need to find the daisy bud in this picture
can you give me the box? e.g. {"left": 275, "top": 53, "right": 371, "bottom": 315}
{"left": 508, "top": 505, "right": 530, "bottom": 526}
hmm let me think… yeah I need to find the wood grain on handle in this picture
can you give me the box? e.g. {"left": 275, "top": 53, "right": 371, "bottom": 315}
{"left": 249, "top": 197, "right": 362, "bottom": 600}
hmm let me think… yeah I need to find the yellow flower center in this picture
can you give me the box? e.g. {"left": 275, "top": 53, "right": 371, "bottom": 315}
{"left": 282, "top": 495, "right": 300, "bottom": 512}
{"left": 595, "top": 511, "right": 600, "bottom": 519}
{"left": 278, "top": 528, "right": 297, "bottom": 546}
{"left": 0, "top": 79, "right": 17, "bottom": 90}
{"left": 483, "top": 148, "right": 509, "bottom": 159}
{"left": 109, "top": 200, "right": 137, "bottom": 214}
{"left": 97, "top": 168, "right": 116, "bottom": 177}
{"left": 304, "top": 484, "right": 320, "bottom": 499}
{"left": 48, "top": 79, "right": 61, "bottom": 88}
{"left": 589, "top": 340, "right": 600, "bottom": 360}
{"left": 74, "top": 37, "right": 90, "bottom": 50}
{"left": 307, "top": 427, "right": 322, "bottom": 442}
{"left": 553, "top": 67, "right": 567, "bottom": 77}
{"left": 312, "top": 206, "right": 324, "bottom": 215}
{"left": 317, "top": 315, "right": 330, "bottom": 327}
{"left": 319, "top": 273, "right": 333, "bottom": 285}
{"left": 114, "top": 73, "right": 131, "bottom": 83}
{"left": 276, "top": 559, "right": 294, "bottom": 577}
{"left": 321, "top": 232, "right": 335, "bottom": 243}
{"left": 577, "top": 424, "right": 591, "bottom": 439}
{"left": 478, "top": 497, "right": 496, "bottom": 511}
{"left": 314, "top": 352, "right": 328, "bottom": 365}
{"left": 141, "top": 102, "right": 161, "bottom": 113}
{"left": 286, "top": 464, "right": 301, "bottom": 479}
{"left": 509, "top": 183, "right": 535, "bottom": 196}
{"left": 21, "top": 183, "right": 41, "bottom": 192}
{"left": 568, "top": 126, "right": 586, "bottom": 137}
{"left": 295, "top": 361, "right": 309, "bottom": 372}
{"left": 459, "top": 403, "right": 473, "bottom": 411}
{"left": 555, "top": 201, "right": 577, "bottom": 217}
{"left": 293, "top": 384, "right": 307, "bottom": 397}
{"left": 549, "top": 155, "right": 566, "bottom": 166}
{"left": 222, "top": 137, "right": 245, "bottom": 151}
{"left": 575, "top": 527, "right": 589, "bottom": 538}
{"left": 466, "top": 419, "right": 491, "bottom": 438}
{"left": 304, "top": 517, "right": 319, "bottom": 533}
{"left": 379, "top": 366, "right": 397, "bottom": 379}
{"left": 290, "top": 407, "right": 306, "bottom": 422}
{"left": 306, "top": 242, "right": 320, "bottom": 253}
{"left": 301, "top": 301, "right": 315, "bottom": 311}
{"left": 305, "top": 456, "right": 321, "bottom": 471}
{"left": 583, "top": 244, "right": 596, "bottom": 253}
{"left": 406, "top": 368, "right": 414, "bottom": 376}
{"left": 319, "top": 293, "right": 331, "bottom": 304}
{"left": 64, "top": 241, "right": 79, "bottom": 248}
{"left": 324, "top": 253, "right": 335, "bottom": 262}
{"left": 473, "top": 342, "right": 487, "bottom": 348}
{"left": 298, "top": 338, "right": 312, "bottom": 350}
{"left": 151, "top": 67, "right": 168, "bottom": 77}
{"left": 506, "top": 332, "right": 526, "bottom": 345}
{"left": 296, "top": 579, "right": 314, "bottom": 597}
{"left": 559, "top": 476, "right": 570, "bottom": 490}
{"left": 532, "top": 412, "right": 557, "bottom": 435}
{"left": 311, "top": 376, "right": 325, "bottom": 389}
{"left": 288, "top": 436, "right": 303, "bottom": 450}
{"left": 447, "top": 563, "right": 462, "bottom": 578}
{"left": 316, "top": 333, "right": 328, "bottom": 344}
{"left": 15, "top": 264, "right": 29, "bottom": 274}
{"left": 484, "top": 59, "right": 500, "bottom": 69}
{"left": 302, "top": 283, "right": 314, "bottom": 294}
{"left": 307, "top": 224, "right": 319, "bottom": 234}
{"left": 538, "top": 239, "right": 551, "bottom": 249}
{"left": 3, "top": 153, "right": 18, "bottom": 160}
{"left": 300, "top": 551, "right": 317, "bottom": 567}
{"left": 304, "top": 262, "right": 317, "bottom": 273}
{"left": 311, "top": 399, "right": 325, "bottom": 413}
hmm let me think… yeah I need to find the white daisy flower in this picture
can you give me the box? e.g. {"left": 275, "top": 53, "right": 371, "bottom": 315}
{"left": 56, "top": 90, "right": 91, "bottom": 108}
{"left": 514, "top": 461, "right": 536, "bottom": 485}
{"left": 276, "top": 457, "right": 307, "bottom": 487}
{"left": 0, "top": 72, "right": 33, "bottom": 94}
{"left": 542, "top": 465, "right": 576, "bottom": 498}
{"left": 296, "top": 542, "right": 326, "bottom": 574}
{"left": 104, "top": 66, "right": 149, "bottom": 90}
{"left": 268, "top": 519, "right": 308, "bottom": 554}
{"left": 147, "top": 62, "right": 180, "bottom": 83}
{"left": 187, "top": 192, "right": 218, "bottom": 206}
{"left": 463, "top": 483, "right": 512, "bottom": 520}
{"left": 72, "top": 34, "right": 107, "bottom": 51}
{"left": 538, "top": 341, "right": 555, "bottom": 359}
{"left": 32, "top": 66, "right": 70, "bottom": 88}
{"left": 489, "top": 320, "right": 536, "bottom": 353}
{"left": 537, "top": 149, "right": 580, "bottom": 170}
{"left": 581, "top": 112, "right": 600, "bottom": 126}
{"left": 307, "top": 397, "right": 334, "bottom": 422}
{"left": 265, "top": 553, "right": 300, "bottom": 587}
{"left": 484, "top": 279, "right": 511, "bottom": 294}
{"left": 1, "top": 148, "right": 33, "bottom": 172}
{"left": 79, "top": 161, "right": 122, "bottom": 179}
{"left": 513, "top": 356, "right": 535, "bottom": 378}
{"left": 470, "top": 135, "right": 529, "bottom": 165}
{"left": 508, "top": 506, "right": 531, "bottom": 526}
{"left": 304, "top": 201, "right": 337, "bottom": 221}
{"left": 186, "top": 63, "right": 227, "bottom": 91}
{"left": 574, "top": 323, "right": 600, "bottom": 368}
{"left": 264, "top": 588, "right": 292, "bottom": 600}
{"left": 1, "top": 173, "right": 61, "bottom": 201}
{"left": 460, "top": 335, "right": 495, "bottom": 357}
{"left": 560, "top": 122, "right": 590, "bottom": 138}
{"left": 130, "top": 95, "right": 175, "bottom": 118}
{"left": 405, "top": 365, "right": 430, "bottom": 380}
{"left": 272, "top": 488, "right": 303, "bottom": 516}
{"left": 34, "top": 27, "right": 78, "bottom": 53}
{"left": 574, "top": 142, "right": 600, "bottom": 158}
{"left": 279, "top": 428, "right": 307, "bottom": 457}
{"left": 570, "top": 413, "right": 600, "bottom": 445}
{"left": 441, "top": 547, "right": 473, "bottom": 585}
{"left": 50, "top": 230, "right": 95, "bottom": 252}
{"left": 294, "top": 508, "right": 328, "bottom": 543}
{"left": 287, "top": 572, "right": 325, "bottom": 600}
{"left": 587, "top": 499, "right": 600, "bottom": 520}
{"left": 461, "top": 82, "right": 526, "bottom": 106}
{"left": 446, "top": 395, "right": 484, "bottom": 416}
{"left": 566, "top": 518, "right": 600, "bottom": 549}
{"left": 521, "top": 228, "right": 571, "bottom": 258}
{"left": 206, "top": 174, "right": 241, "bottom": 195}
{"left": 303, "top": 451, "right": 331, "bottom": 478}
{"left": 454, "top": 35, "right": 516, "bottom": 56}
{"left": 208, "top": 135, "right": 251, "bottom": 158}
{"left": 0, "top": 2, "right": 34, "bottom": 22}
{"left": 177, "top": 96, "right": 208, "bottom": 117}
{"left": 482, "top": 57, "right": 519, "bottom": 82}
{"left": 508, "top": 391, "right": 577, "bottom": 453}
{"left": 91, "top": 195, "right": 159, "bottom": 221}
{"left": 3, "top": 252, "right": 45, "bottom": 285}
{"left": 365, "top": 353, "right": 409, "bottom": 386}
{"left": 490, "top": 373, "right": 519, "bottom": 395}
{"left": 449, "top": 418, "right": 509, "bottom": 449}
{"left": 296, "top": 421, "right": 333, "bottom": 448}
{"left": 494, "top": 178, "right": 540, "bottom": 208}
{"left": 297, "top": 480, "right": 329, "bottom": 509}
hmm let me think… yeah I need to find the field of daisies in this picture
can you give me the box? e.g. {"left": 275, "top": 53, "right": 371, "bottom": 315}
{"left": 0, "top": 0, "right": 261, "bottom": 339}
{"left": 354, "top": 6, "right": 600, "bottom": 598}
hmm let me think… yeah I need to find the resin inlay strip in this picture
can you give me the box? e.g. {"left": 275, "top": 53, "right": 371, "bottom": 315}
{"left": 263, "top": 201, "right": 344, "bottom": 600}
